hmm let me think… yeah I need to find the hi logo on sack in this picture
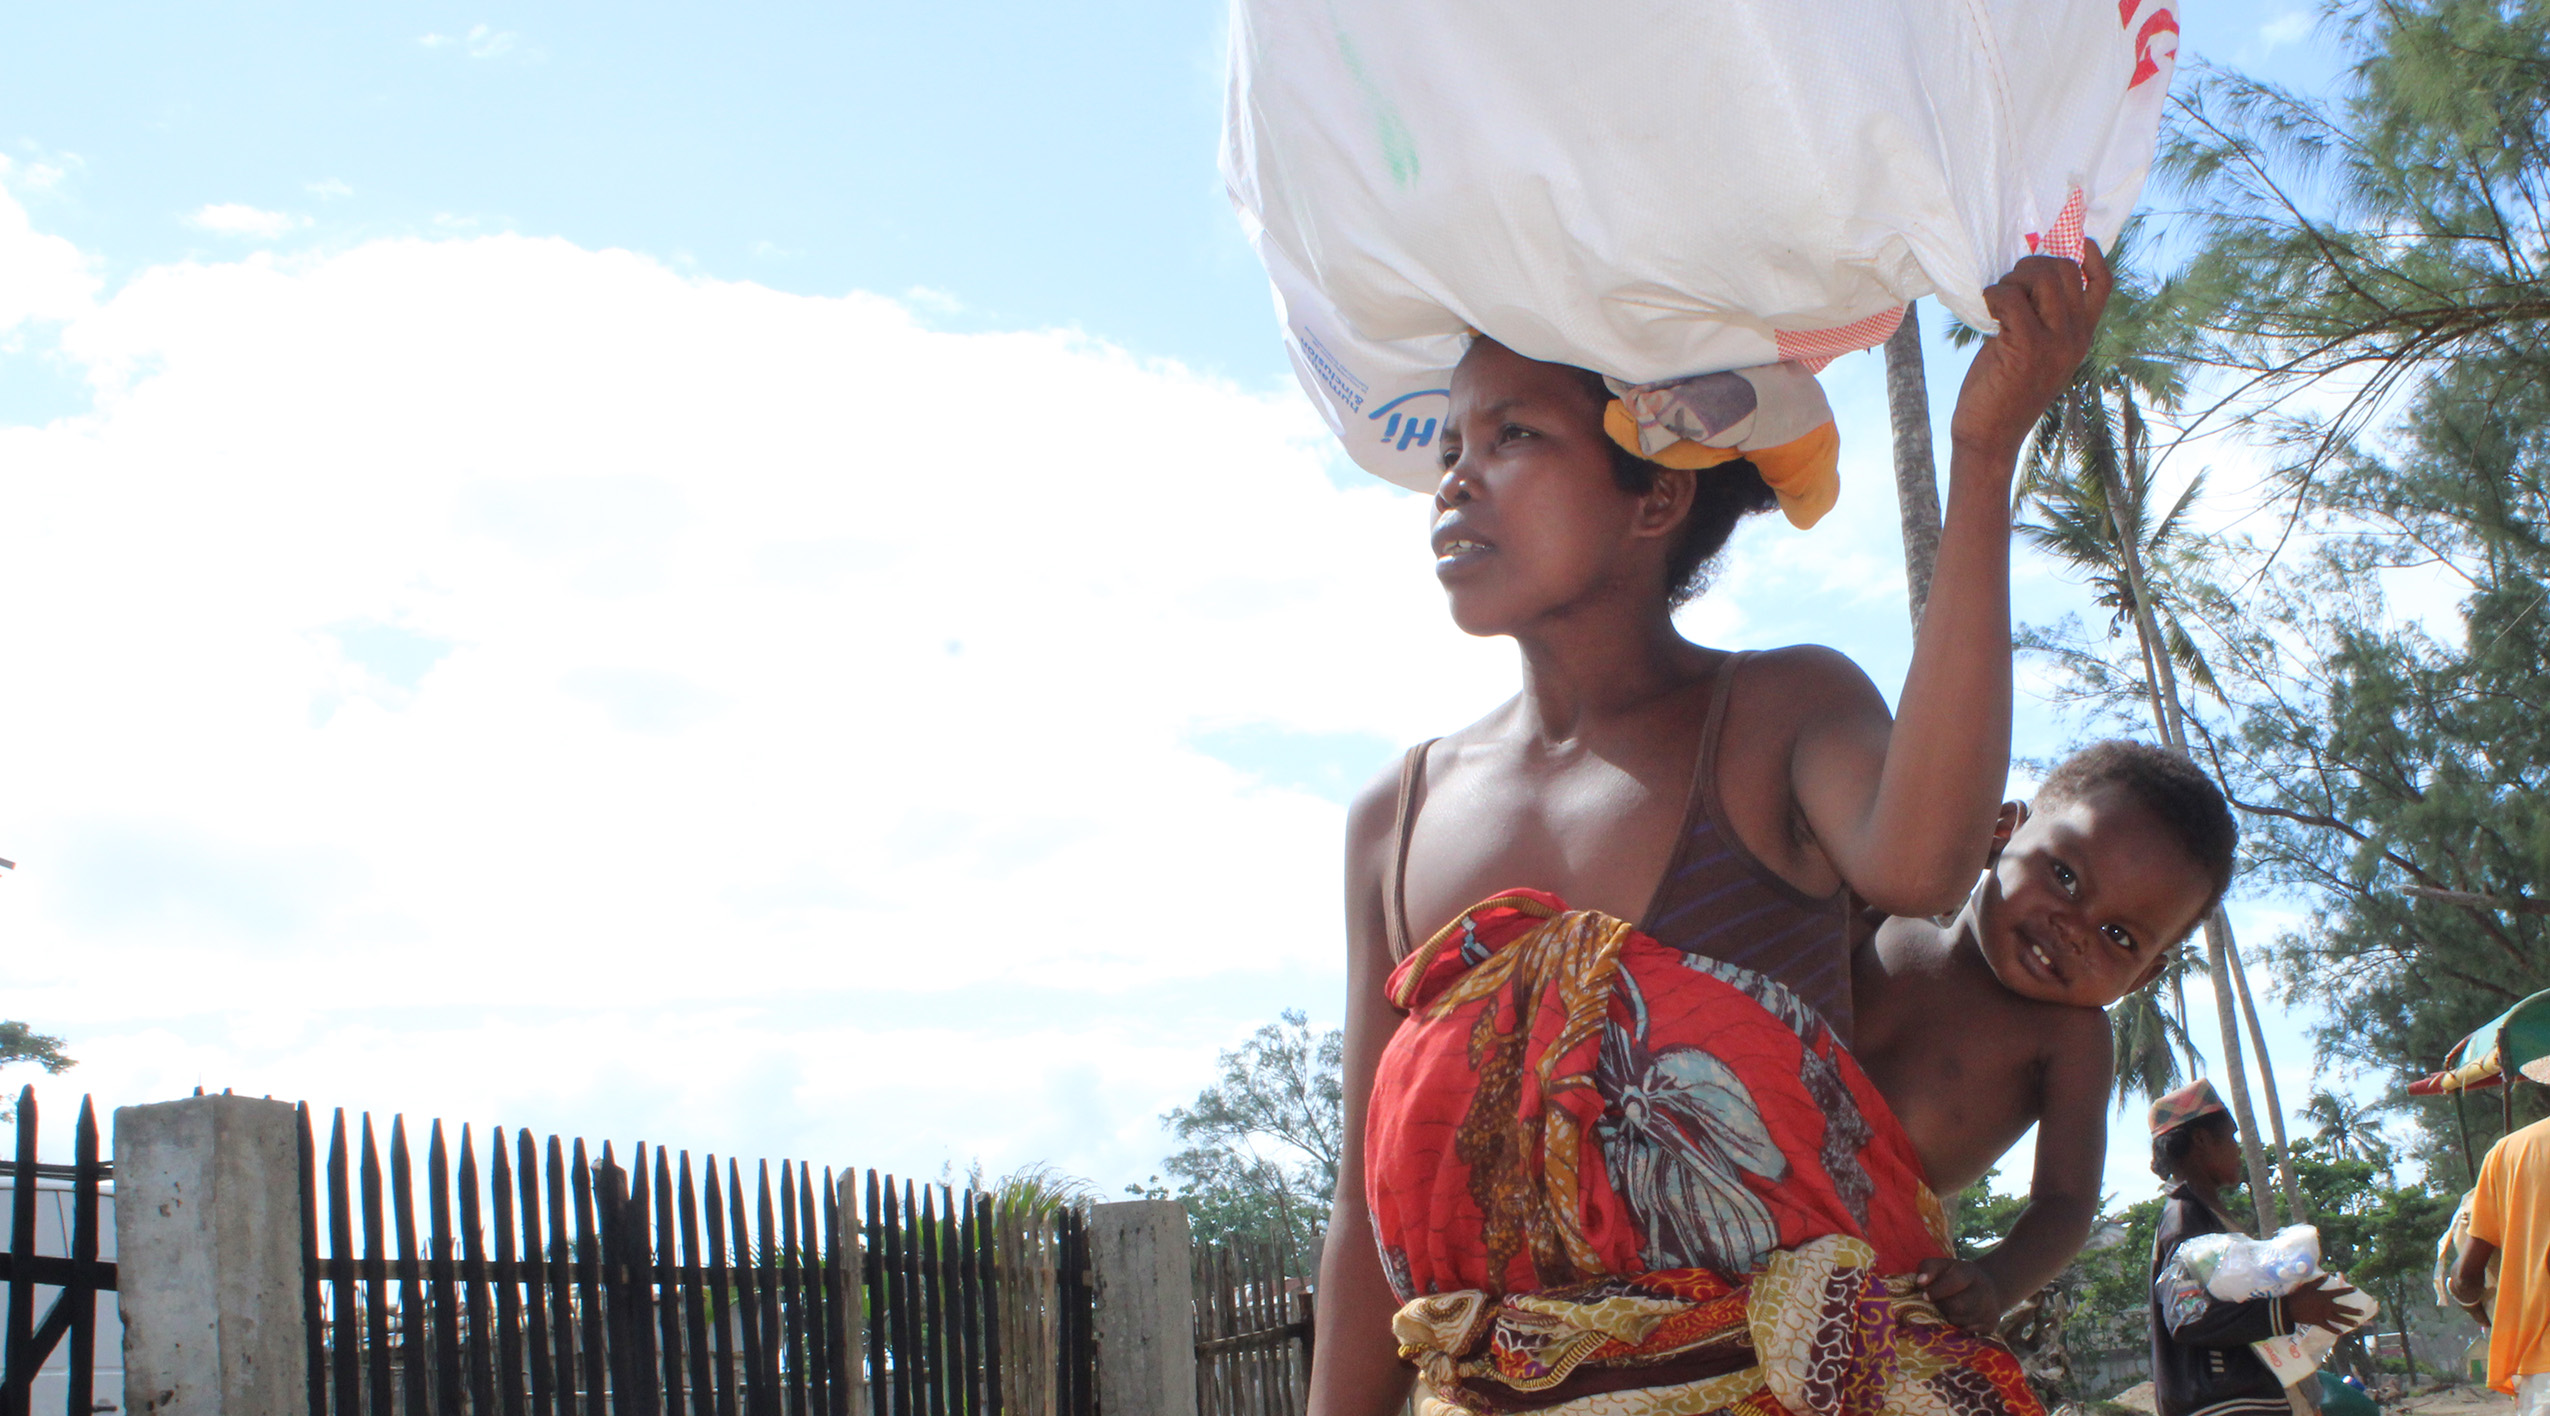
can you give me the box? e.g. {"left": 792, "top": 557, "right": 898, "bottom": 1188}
{"left": 1369, "top": 389, "right": 1450, "bottom": 453}
{"left": 2119, "top": 0, "right": 2179, "bottom": 88}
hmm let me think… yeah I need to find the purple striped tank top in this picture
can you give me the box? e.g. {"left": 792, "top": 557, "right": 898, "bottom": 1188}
{"left": 1386, "top": 651, "right": 1855, "bottom": 1040}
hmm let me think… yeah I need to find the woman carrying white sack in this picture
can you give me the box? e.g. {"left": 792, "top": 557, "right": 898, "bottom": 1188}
{"left": 2150, "top": 1081, "right": 2362, "bottom": 1416}
{"left": 1225, "top": 0, "right": 2184, "bottom": 515}
{"left": 1228, "top": 5, "right": 2183, "bottom": 1416}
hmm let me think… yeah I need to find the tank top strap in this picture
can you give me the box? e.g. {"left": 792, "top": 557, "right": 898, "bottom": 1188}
{"left": 1643, "top": 650, "right": 1856, "bottom": 1038}
{"left": 1701, "top": 650, "right": 1753, "bottom": 776}
{"left": 1385, "top": 739, "right": 1438, "bottom": 963}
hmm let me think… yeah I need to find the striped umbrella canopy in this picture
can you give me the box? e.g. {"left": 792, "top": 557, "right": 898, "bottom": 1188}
{"left": 2408, "top": 989, "right": 2550, "bottom": 1096}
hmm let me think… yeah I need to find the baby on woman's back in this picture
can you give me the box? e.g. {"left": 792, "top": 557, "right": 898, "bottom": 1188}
{"left": 1853, "top": 740, "right": 2237, "bottom": 1329}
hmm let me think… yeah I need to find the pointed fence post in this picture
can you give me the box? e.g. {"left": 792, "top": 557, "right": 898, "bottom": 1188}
{"left": 837, "top": 1172, "right": 869, "bottom": 1416}
{"left": 114, "top": 1093, "right": 310, "bottom": 1416}
{"left": 1090, "top": 1200, "right": 1198, "bottom": 1416}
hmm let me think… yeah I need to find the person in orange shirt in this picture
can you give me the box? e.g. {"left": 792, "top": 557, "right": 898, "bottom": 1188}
{"left": 2453, "top": 1105, "right": 2550, "bottom": 1413}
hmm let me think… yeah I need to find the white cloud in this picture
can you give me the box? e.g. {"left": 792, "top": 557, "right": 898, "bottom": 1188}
{"left": 307, "top": 178, "right": 354, "bottom": 201}
{"left": 2258, "top": 11, "right": 2313, "bottom": 49}
{"left": 0, "top": 157, "right": 98, "bottom": 330}
{"left": 0, "top": 184, "right": 1518, "bottom": 1181}
{"left": 12, "top": 159, "right": 74, "bottom": 194}
{"left": 0, "top": 181, "right": 2341, "bottom": 1192}
{"left": 420, "top": 24, "right": 528, "bottom": 60}
{"left": 185, "top": 202, "right": 307, "bottom": 240}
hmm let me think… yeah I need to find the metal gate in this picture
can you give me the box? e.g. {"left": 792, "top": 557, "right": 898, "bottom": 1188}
{"left": 0, "top": 1089, "right": 115, "bottom": 1416}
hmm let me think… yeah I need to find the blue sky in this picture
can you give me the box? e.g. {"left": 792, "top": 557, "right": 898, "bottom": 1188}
{"left": 0, "top": 3, "right": 1267, "bottom": 383}
{"left": 0, "top": 1, "right": 2385, "bottom": 1213}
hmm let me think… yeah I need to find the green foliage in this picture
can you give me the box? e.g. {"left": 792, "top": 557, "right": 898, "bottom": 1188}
{"left": 2286, "top": 1137, "right": 2450, "bottom": 1288}
{"left": 2109, "top": 956, "right": 2207, "bottom": 1111}
{"left": 2163, "top": 0, "right": 2550, "bottom": 487}
{"left": 991, "top": 1161, "right": 1098, "bottom": 1220}
{"left": 0, "top": 1022, "right": 73, "bottom": 1121}
{"left": 2036, "top": 0, "right": 2550, "bottom": 1150}
{"left": 2285, "top": 1137, "right": 2460, "bottom": 1377}
{"left": 2062, "top": 1194, "right": 2168, "bottom": 1361}
{"left": 2192, "top": 347, "right": 2550, "bottom": 1149}
{"left": 1951, "top": 1169, "right": 2032, "bottom": 1258}
{"left": 1152, "top": 1010, "right": 1343, "bottom": 1262}
{"left": 0, "top": 1021, "right": 71, "bottom": 1076}
{"left": 2303, "top": 1090, "right": 2394, "bottom": 1171}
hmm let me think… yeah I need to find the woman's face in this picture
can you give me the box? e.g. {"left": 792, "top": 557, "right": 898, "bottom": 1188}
{"left": 2192, "top": 1122, "right": 2246, "bottom": 1188}
{"left": 1430, "top": 339, "right": 1671, "bottom": 636}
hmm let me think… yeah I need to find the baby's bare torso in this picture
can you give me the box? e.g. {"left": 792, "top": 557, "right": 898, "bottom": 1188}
{"left": 1852, "top": 917, "right": 2105, "bottom": 1194}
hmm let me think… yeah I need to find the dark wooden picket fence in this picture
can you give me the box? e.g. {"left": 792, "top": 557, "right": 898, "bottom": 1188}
{"left": 0, "top": 1089, "right": 114, "bottom": 1416}
{"left": 1189, "top": 1240, "right": 1310, "bottom": 1416}
{"left": 297, "top": 1106, "right": 1095, "bottom": 1416}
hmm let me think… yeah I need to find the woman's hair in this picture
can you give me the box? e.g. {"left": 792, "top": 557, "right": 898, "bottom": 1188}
{"left": 1564, "top": 367, "right": 1779, "bottom": 607}
{"left": 2149, "top": 1110, "right": 2236, "bottom": 1181}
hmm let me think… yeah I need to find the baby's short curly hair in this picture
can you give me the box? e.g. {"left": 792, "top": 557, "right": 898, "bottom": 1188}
{"left": 2038, "top": 740, "right": 2238, "bottom": 913}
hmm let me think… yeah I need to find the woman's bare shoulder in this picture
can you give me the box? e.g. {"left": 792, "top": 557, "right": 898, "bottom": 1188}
{"left": 1342, "top": 717, "right": 1506, "bottom": 889}
{"left": 1715, "top": 644, "right": 1891, "bottom": 795}
{"left": 1344, "top": 751, "right": 1412, "bottom": 877}
{"left": 1737, "top": 643, "right": 1886, "bottom": 706}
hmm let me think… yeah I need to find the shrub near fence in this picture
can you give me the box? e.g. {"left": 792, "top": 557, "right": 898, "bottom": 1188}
{"left": 989, "top": 1202, "right": 1092, "bottom": 1416}
{"left": 297, "top": 1105, "right": 1096, "bottom": 1416}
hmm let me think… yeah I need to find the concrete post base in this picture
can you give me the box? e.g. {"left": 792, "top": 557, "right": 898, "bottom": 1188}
{"left": 114, "top": 1094, "right": 309, "bottom": 1416}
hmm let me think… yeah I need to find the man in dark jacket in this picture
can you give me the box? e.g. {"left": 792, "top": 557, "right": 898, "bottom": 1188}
{"left": 2147, "top": 1080, "right": 2356, "bottom": 1416}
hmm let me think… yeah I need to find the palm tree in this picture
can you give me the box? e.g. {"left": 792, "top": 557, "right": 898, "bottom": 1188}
{"left": 1958, "top": 222, "right": 2306, "bottom": 1227}
{"left": 1884, "top": 306, "right": 1943, "bottom": 626}
{"left": 2112, "top": 949, "right": 2206, "bottom": 1108}
{"left": 992, "top": 1161, "right": 1097, "bottom": 1219}
{"left": 2301, "top": 1089, "right": 2394, "bottom": 1173}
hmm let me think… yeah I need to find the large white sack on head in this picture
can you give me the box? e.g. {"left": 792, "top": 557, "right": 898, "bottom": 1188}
{"left": 1224, "top": 0, "right": 2180, "bottom": 492}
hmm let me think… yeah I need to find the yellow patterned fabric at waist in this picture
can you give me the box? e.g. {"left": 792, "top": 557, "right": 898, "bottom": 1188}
{"left": 1392, "top": 1236, "right": 2043, "bottom": 1416}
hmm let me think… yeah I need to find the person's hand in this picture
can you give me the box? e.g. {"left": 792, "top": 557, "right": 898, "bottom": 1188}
{"left": 1947, "top": 239, "right": 2115, "bottom": 467}
{"left": 2283, "top": 1276, "right": 2362, "bottom": 1334}
{"left": 2449, "top": 1275, "right": 2491, "bottom": 1328}
{"left": 1915, "top": 1257, "right": 2005, "bottom": 1331}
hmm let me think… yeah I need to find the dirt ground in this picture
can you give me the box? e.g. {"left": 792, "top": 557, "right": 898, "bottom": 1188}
{"left": 2390, "top": 1385, "right": 2518, "bottom": 1416}
{"left": 2102, "top": 1380, "right": 2512, "bottom": 1415}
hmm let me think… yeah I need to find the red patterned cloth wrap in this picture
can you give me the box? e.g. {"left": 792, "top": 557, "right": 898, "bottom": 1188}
{"left": 1368, "top": 891, "right": 2041, "bottom": 1416}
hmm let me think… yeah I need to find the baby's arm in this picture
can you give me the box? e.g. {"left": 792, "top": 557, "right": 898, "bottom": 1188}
{"left": 1918, "top": 1011, "right": 2110, "bottom": 1328}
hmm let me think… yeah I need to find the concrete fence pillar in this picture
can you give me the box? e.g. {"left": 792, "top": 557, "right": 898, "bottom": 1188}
{"left": 1090, "top": 1199, "right": 1198, "bottom": 1416}
{"left": 114, "top": 1094, "right": 310, "bottom": 1416}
